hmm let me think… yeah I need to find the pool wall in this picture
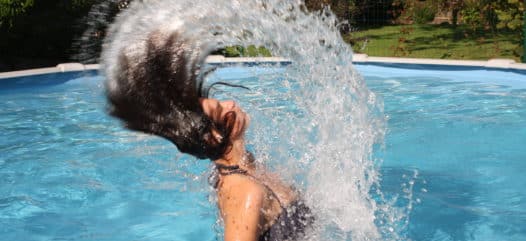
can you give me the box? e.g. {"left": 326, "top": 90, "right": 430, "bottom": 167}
{"left": 1, "top": 55, "right": 526, "bottom": 79}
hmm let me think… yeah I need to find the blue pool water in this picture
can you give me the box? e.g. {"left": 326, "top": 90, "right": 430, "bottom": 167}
{"left": 1, "top": 64, "right": 525, "bottom": 241}
{"left": 360, "top": 64, "right": 526, "bottom": 241}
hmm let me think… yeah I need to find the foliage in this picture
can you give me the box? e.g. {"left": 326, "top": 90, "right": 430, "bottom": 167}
{"left": 304, "top": 0, "right": 400, "bottom": 27}
{"left": 217, "top": 45, "right": 272, "bottom": 58}
{"left": 395, "top": 0, "right": 443, "bottom": 24}
{"left": 303, "top": 0, "right": 351, "bottom": 32}
{"left": 436, "top": 0, "right": 464, "bottom": 26}
{"left": 457, "top": 0, "right": 495, "bottom": 33}
{"left": 459, "top": 0, "right": 524, "bottom": 60}
{"left": 491, "top": 0, "right": 524, "bottom": 62}
{"left": 435, "top": 0, "right": 524, "bottom": 32}
{"left": 0, "top": 0, "right": 34, "bottom": 27}
{"left": 0, "top": 0, "right": 99, "bottom": 28}
{"left": 390, "top": 0, "right": 408, "bottom": 23}
{"left": 0, "top": 0, "right": 100, "bottom": 71}
{"left": 2, "top": 0, "right": 525, "bottom": 70}
{"left": 492, "top": 0, "right": 524, "bottom": 31}
{"left": 460, "top": 2, "right": 483, "bottom": 31}
{"left": 351, "top": 0, "right": 400, "bottom": 25}
{"left": 347, "top": 24, "right": 521, "bottom": 61}
{"left": 304, "top": 0, "right": 349, "bottom": 22}
{"left": 412, "top": 2, "right": 437, "bottom": 24}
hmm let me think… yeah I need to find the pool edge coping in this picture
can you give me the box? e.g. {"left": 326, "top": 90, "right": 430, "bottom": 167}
{"left": 1, "top": 54, "right": 526, "bottom": 79}
{"left": 0, "top": 63, "right": 100, "bottom": 79}
{"left": 352, "top": 54, "right": 526, "bottom": 70}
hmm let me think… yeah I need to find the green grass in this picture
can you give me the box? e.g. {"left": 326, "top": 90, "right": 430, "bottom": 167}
{"left": 345, "top": 24, "right": 523, "bottom": 62}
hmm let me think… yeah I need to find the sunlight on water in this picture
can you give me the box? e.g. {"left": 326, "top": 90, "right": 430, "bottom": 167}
{"left": 95, "top": 0, "right": 410, "bottom": 240}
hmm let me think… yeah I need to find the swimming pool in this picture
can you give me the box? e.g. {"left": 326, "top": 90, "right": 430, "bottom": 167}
{"left": 1, "top": 64, "right": 525, "bottom": 241}
{"left": 360, "top": 64, "right": 526, "bottom": 241}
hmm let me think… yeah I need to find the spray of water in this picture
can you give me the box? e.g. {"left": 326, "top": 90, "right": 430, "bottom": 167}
{"left": 94, "top": 0, "right": 407, "bottom": 240}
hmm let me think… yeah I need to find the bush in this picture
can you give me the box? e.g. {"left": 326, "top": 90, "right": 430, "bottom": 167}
{"left": 412, "top": 3, "right": 437, "bottom": 24}
{"left": 0, "top": 0, "right": 101, "bottom": 71}
{"left": 223, "top": 46, "right": 243, "bottom": 57}
{"left": 461, "top": 7, "right": 483, "bottom": 31}
{"left": 0, "top": 0, "right": 34, "bottom": 28}
{"left": 493, "top": 0, "right": 524, "bottom": 31}
{"left": 218, "top": 45, "right": 272, "bottom": 57}
{"left": 395, "top": 0, "right": 438, "bottom": 25}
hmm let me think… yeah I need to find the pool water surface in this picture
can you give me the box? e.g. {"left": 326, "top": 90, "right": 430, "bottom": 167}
{"left": 1, "top": 64, "right": 525, "bottom": 241}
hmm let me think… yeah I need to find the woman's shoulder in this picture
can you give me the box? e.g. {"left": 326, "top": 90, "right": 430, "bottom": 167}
{"left": 217, "top": 174, "right": 266, "bottom": 215}
{"left": 218, "top": 173, "right": 266, "bottom": 196}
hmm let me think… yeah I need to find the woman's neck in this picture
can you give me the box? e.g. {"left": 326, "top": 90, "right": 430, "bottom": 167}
{"left": 214, "top": 139, "right": 251, "bottom": 169}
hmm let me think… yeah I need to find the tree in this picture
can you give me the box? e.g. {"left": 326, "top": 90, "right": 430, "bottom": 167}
{"left": 303, "top": 0, "right": 400, "bottom": 28}
{"left": 436, "top": 0, "right": 464, "bottom": 26}
{"left": 0, "top": 0, "right": 100, "bottom": 71}
{"left": 303, "top": 0, "right": 350, "bottom": 27}
{"left": 0, "top": 0, "right": 34, "bottom": 28}
{"left": 492, "top": 0, "right": 524, "bottom": 60}
{"left": 492, "top": 0, "right": 524, "bottom": 31}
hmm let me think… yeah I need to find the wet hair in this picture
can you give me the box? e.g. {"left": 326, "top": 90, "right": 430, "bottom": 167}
{"left": 105, "top": 31, "right": 233, "bottom": 160}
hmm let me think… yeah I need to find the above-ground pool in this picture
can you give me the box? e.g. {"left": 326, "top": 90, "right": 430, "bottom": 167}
{"left": 1, "top": 64, "right": 525, "bottom": 241}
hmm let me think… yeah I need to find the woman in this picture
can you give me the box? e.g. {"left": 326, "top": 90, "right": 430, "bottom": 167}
{"left": 104, "top": 30, "right": 313, "bottom": 241}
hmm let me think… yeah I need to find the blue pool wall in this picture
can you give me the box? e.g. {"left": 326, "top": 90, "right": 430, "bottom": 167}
{"left": 1, "top": 55, "right": 526, "bottom": 89}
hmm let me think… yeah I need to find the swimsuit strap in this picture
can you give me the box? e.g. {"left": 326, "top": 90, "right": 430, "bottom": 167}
{"left": 214, "top": 164, "right": 284, "bottom": 208}
{"left": 216, "top": 164, "right": 248, "bottom": 175}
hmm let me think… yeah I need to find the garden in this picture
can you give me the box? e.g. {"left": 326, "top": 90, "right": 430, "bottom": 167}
{"left": 0, "top": 0, "right": 524, "bottom": 72}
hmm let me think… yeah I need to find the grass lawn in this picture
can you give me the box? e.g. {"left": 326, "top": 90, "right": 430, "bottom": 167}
{"left": 345, "top": 24, "right": 523, "bottom": 62}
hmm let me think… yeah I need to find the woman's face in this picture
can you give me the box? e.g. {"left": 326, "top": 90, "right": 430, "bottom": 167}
{"left": 200, "top": 98, "right": 250, "bottom": 141}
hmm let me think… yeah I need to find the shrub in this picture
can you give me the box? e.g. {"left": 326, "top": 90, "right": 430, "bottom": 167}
{"left": 0, "top": 0, "right": 34, "bottom": 28}
{"left": 493, "top": 0, "right": 524, "bottom": 31}
{"left": 412, "top": 3, "right": 437, "bottom": 24}
{"left": 223, "top": 46, "right": 243, "bottom": 57}
{"left": 218, "top": 45, "right": 272, "bottom": 57}
{"left": 396, "top": 0, "right": 438, "bottom": 24}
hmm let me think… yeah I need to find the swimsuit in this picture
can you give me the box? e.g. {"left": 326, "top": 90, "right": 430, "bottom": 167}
{"left": 259, "top": 199, "right": 314, "bottom": 241}
{"left": 212, "top": 164, "right": 315, "bottom": 241}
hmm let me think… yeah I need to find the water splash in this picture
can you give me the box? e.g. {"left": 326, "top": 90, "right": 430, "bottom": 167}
{"left": 97, "top": 0, "right": 406, "bottom": 240}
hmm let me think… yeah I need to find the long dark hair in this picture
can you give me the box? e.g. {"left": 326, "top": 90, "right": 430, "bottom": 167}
{"left": 105, "top": 31, "right": 230, "bottom": 160}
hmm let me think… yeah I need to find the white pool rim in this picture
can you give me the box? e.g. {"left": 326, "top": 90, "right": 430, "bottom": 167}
{"left": 1, "top": 54, "right": 525, "bottom": 79}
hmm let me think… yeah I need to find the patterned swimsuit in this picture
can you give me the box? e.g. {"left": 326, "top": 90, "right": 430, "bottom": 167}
{"left": 212, "top": 164, "right": 314, "bottom": 241}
